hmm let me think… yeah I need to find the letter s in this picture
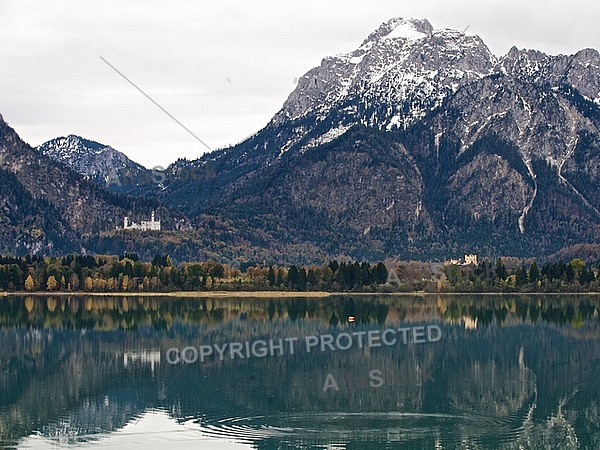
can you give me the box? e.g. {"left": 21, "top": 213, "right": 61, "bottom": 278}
{"left": 369, "top": 369, "right": 384, "bottom": 388}
{"left": 152, "top": 166, "right": 166, "bottom": 184}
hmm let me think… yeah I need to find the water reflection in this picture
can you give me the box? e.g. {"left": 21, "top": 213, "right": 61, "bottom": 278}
{"left": 0, "top": 295, "right": 598, "bottom": 448}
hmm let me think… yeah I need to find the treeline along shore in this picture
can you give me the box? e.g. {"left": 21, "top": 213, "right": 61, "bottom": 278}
{"left": 0, "top": 253, "right": 599, "bottom": 294}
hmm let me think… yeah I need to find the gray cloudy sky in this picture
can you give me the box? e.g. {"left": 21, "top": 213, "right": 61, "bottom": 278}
{"left": 1, "top": 0, "right": 599, "bottom": 167}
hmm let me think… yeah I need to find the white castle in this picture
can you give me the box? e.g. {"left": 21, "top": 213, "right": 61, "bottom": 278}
{"left": 121, "top": 211, "right": 161, "bottom": 231}
{"left": 464, "top": 254, "right": 478, "bottom": 266}
{"left": 445, "top": 254, "right": 478, "bottom": 266}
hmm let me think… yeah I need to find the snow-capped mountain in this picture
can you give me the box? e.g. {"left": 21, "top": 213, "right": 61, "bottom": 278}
{"left": 4, "top": 17, "right": 600, "bottom": 262}
{"left": 161, "top": 16, "right": 600, "bottom": 261}
{"left": 269, "top": 17, "right": 497, "bottom": 152}
{"left": 37, "top": 135, "right": 146, "bottom": 188}
{"left": 0, "top": 115, "right": 183, "bottom": 255}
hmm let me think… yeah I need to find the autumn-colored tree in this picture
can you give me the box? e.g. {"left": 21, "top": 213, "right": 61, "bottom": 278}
{"left": 92, "top": 278, "right": 107, "bottom": 291}
{"left": 570, "top": 258, "right": 585, "bottom": 275}
{"left": 70, "top": 273, "right": 80, "bottom": 291}
{"left": 84, "top": 276, "right": 93, "bottom": 291}
{"left": 25, "top": 274, "right": 35, "bottom": 291}
{"left": 121, "top": 275, "right": 129, "bottom": 291}
{"left": 46, "top": 275, "right": 58, "bottom": 291}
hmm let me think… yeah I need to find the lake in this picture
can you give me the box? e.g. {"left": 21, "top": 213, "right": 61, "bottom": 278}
{"left": 0, "top": 294, "right": 598, "bottom": 449}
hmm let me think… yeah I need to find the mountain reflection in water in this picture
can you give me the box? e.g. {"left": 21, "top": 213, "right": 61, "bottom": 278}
{"left": 0, "top": 294, "right": 598, "bottom": 449}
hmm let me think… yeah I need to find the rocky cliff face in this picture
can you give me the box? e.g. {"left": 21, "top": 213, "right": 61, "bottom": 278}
{"left": 6, "top": 17, "right": 600, "bottom": 262}
{"left": 37, "top": 135, "right": 149, "bottom": 193}
{"left": 0, "top": 116, "right": 179, "bottom": 255}
{"left": 265, "top": 18, "right": 497, "bottom": 155}
{"left": 164, "top": 17, "right": 600, "bottom": 261}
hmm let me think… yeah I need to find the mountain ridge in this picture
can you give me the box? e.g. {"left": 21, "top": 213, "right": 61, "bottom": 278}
{"left": 0, "top": 115, "right": 187, "bottom": 256}
{"left": 3, "top": 17, "right": 600, "bottom": 263}
{"left": 37, "top": 134, "right": 148, "bottom": 193}
{"left": 166, "top": 17, "right": 600, "bottom": 261}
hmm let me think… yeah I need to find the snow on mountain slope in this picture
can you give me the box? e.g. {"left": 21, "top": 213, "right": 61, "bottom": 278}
{"left": 37, "top": 135, "right": 146, "bottom": 183}
{"left": 270, "top": 18, "right": 497, "bottom": 152}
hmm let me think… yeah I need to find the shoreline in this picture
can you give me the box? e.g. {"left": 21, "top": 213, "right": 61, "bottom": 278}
{"left": 1, "top": 290, "right": 600, "bottom": 298}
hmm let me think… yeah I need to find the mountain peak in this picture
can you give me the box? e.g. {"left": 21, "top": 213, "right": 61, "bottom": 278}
{"left": 37, "top": 134, "right": 146, "bottom": 185}
{"left": 573, "top": 47, "right": 600, "bottom": 62}
{"left": 272, "top": 17, "right": 496, "bottom": 137}
{"left": 48, "top": 134, "right": 106, "bottom": 152}
{"left": 355, "top": 17, "right": 432, "bottom": 51}
{"left": 371, "top": 17, "right": 433, "bottom": 43}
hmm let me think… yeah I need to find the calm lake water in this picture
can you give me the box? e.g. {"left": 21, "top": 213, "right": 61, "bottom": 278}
{"left": 0, "top": 294, "right": 598, "bottom": 449}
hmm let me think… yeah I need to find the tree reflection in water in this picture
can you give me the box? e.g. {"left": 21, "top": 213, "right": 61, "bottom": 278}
{"left": 0, "top": 294, "right": 597, "bottom": 448}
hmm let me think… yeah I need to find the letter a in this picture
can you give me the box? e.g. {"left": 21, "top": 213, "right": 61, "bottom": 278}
{"left": 105, "top": 169, "right": 122, "bottom": 188}
{"left": 385, "top": 265, "right": 402, "bottom": 286}
{"left": 322, "top": 373, "right": 339, "bottom": 392}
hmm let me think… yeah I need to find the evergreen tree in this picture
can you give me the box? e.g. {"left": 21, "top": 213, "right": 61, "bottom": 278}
{"left": 287, "top": 266, "right": 299, "bottom": 289}
{"left": 329, "top": 260, "right": 339, "bottom": 274}
{"left": 267, "top": 266, "right": 276, "bottom": 287}
{"left": 307, "top": 268, "right": 319, "bottom": 288}
{"left": 516, "top": 265, "right": 528, "bottom": 286}
{"left": 528, "top": 262, "right": 540, "bottom": 283}
{"left": 375, "top": 262, "right": 388, "bottom": 284}
{"left": 495, "top": 258, "right": 508, "bottom": 281}
{"left": 276, "top": 268, "right": 286, "bottom": 287}
{"left": 297, "top": 268, "right": 307, "bottom": 291}
{"left": 565, "top": 264, "right": 575, "bottom": 283}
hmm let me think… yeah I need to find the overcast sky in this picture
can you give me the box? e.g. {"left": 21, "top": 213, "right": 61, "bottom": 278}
{"left": 1, "top": 0, "right": 599, "bottom": 167}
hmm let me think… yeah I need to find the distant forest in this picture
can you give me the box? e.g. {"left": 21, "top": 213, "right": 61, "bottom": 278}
{"left": 0, "top": 253, "right": 598, "bottom": 293}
